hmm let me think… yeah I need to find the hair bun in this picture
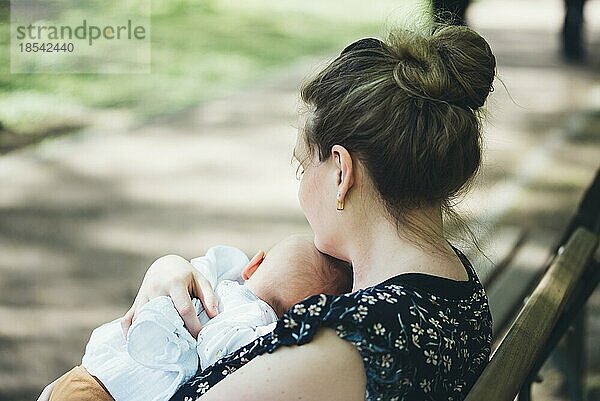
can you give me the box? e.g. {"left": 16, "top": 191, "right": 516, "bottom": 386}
{"left": 390, "top": 25, "right": 496, "bottom": 110}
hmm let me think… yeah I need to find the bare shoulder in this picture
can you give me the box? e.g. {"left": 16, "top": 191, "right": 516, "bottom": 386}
{"left": 202, "top": 328, "right": 366, "bottom": 401}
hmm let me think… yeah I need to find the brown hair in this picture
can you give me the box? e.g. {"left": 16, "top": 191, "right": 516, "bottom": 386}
{"left": 299, "top": 24, "right": 496, "bottom": 251}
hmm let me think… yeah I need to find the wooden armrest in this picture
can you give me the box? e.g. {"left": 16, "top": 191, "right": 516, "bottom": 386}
{"left": 464, "top": 227, "right": 598, "bottom": 401}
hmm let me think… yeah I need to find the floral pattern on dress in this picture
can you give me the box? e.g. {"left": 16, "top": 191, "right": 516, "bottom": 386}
{"left": 172, "top": 245, "right": 492, "bottom": 401}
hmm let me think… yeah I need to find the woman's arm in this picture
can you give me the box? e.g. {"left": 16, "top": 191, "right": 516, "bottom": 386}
{"left": 199, "top": 328, "right": 366, "bottom": 401}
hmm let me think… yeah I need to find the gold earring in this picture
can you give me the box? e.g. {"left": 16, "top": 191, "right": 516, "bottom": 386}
{"left": 336, "top": 192, "right": 344, "bottom": 211}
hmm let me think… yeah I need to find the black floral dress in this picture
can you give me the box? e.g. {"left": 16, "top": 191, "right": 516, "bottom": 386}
{"left": 171, "top": 245, "right": 493, "bottom": 401}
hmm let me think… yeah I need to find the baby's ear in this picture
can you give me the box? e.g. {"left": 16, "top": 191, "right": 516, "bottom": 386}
{"left": 242, "top": 250, "right": 265, "bottom": 281}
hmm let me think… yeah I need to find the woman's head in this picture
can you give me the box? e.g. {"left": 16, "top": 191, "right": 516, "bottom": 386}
{"left": 295, "top": 25, "right": 496, "bottom": 257}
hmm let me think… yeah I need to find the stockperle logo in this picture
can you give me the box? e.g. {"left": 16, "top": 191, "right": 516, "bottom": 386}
{"left": 10, "top": 0, "right": 151, "bottom": 74}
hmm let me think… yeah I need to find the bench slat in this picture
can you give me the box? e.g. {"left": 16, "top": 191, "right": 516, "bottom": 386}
{"left": 486, "top": 230, "right": 556, "bottom": 338}
{"left": 464, "top": 227, "right": 598, "bottom": 401}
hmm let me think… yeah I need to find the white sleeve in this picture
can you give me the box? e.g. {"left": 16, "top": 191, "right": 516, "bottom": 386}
{"left": 126, "top": 296, "right": 198, "bottom": 372}
{"left": 196, "top": 319, "right": 277, "bottom": 370}
{"left": 189, "top": 245, "right": 250, "bottom": 290}
{"left": 84, "top": 305, "right": 199, "bottom": 401}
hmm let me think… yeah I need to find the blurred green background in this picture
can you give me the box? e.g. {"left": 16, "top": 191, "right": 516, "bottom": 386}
{"left": 0, "top": 0, "right": 423, "bottom": 151}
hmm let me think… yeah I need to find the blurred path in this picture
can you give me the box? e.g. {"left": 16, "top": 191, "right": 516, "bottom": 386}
{"left": 0, "top": 0, "right": 599, "bottom": 399}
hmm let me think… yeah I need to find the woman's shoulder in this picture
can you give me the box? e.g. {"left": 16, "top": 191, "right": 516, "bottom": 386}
{"left": 272, "top": 280, "right": 423, "bottom": 347}
{"left": 270, "top": 271, "right": 491, "bottom": 396}
{"left": 273, "top": 266, "right": 492, "bottom": 354}
{"left": 171, "top": 272, "right": 492, "bottom": 400}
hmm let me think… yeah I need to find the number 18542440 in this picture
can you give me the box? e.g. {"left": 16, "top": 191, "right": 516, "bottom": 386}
{"left": 19, "top": 42, "right": 74, "bottom": 53}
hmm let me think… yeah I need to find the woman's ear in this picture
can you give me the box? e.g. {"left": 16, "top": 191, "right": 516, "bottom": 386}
{"left": 331, "top": 145, "right": 354, "bottom": 203}
{"left": 242, "top": 250, "right": 265, "bottom": 281}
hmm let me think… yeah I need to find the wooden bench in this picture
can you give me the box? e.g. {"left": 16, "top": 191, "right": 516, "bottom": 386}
{"left": 463, "top": 168, "right": 600, "bottom": 401}
{"left": 465, "top": 227, "right": 598, "bottom": 401}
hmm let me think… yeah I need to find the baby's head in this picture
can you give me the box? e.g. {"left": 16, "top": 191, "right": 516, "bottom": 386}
{"left": 242, "top": 234, "right": 352, "bottom": 317}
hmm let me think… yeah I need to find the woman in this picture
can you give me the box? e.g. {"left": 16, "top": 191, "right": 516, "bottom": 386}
{"left": 40, "top": 23, "right": 496, "bottom": 401}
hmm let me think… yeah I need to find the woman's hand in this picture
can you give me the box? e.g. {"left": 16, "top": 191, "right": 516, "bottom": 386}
{"left": 120, "top": 254, "right": 219, "bottom": 338}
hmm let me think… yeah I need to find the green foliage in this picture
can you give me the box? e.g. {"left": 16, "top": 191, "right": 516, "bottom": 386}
{"left": 0, "top": 0, "right": 426, "bottom": 127}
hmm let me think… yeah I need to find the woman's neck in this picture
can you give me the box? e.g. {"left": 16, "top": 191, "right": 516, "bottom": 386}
{"left": 348, "top": 206, "right": 453, "bottom": 291}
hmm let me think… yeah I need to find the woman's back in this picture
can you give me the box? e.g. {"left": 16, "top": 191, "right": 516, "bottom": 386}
{"left": 172, "top": 244, "right": 492, "bottom": 400}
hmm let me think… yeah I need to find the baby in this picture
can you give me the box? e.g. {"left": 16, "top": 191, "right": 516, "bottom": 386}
{"left": 49, "top": 234, "right": 352, "bottom": 401}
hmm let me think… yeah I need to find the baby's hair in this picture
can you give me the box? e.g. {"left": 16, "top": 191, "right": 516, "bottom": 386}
{"left": 318, "top": 253, "right": 353, "bottom": 295}
{"left": 268, "top": 235, "right": 352, "bottom": 317}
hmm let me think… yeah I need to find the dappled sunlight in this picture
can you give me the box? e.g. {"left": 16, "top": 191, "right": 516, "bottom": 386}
{"left": 0, "top": 0, "right": 599, "bottom": 399}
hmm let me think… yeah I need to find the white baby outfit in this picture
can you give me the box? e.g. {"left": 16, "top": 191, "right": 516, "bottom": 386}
{"left": 81, "top": 246, "right": 278, "bottom": 401}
